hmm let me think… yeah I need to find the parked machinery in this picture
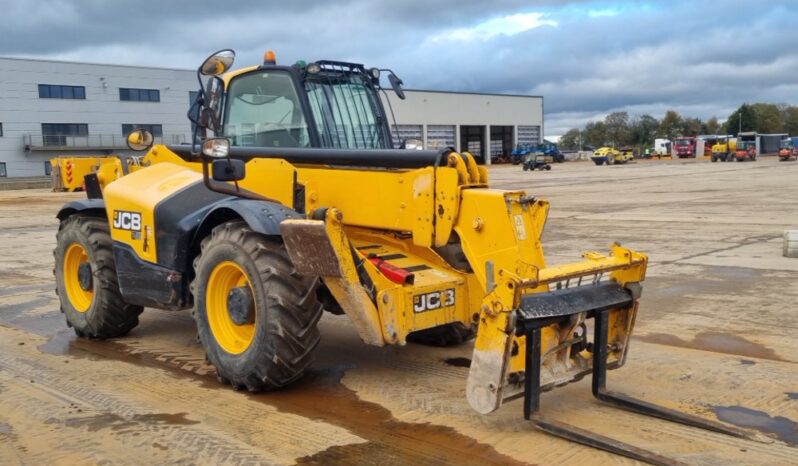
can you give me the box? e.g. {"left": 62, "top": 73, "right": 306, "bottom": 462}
{"left": 674, "top": 136, "right": 696, "bottom": 158}
{"left": 53, "top": 49, "right": 755, "bottom": 464}
{"left": 778, "top": 138, "right": 797, "bottom": 161}
{"left": 511, "top": 142, "right": 564, "bottom": 165}
{"left": 735, "top": 140, "right": 757, "bottom": 161}
{"left": 591, "top": 146, "right": 632, "bottom": 165}
{"left": 521, "top": 150, "right": 552, "bottom": 171}
{"left": 710, "top": 136, "right": 737, "bottom": 162}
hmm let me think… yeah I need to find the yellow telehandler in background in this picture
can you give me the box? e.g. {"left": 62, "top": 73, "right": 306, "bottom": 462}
{"left": 53, "top": 49, "right": 752, "bottom": 464}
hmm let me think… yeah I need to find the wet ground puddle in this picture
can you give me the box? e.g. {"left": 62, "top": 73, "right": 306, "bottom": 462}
{"left": 37, "top": 328, "right": 525, "bottom": 466}
{"left": 712, "top": 406, "right": 798, "bottom": 446}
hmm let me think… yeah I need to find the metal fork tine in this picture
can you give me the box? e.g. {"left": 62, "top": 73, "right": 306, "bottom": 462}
{"left": 591, "top": 310, "right": 754, "bottom": 440}
{"left": 524, "top": 327, "right": 686, "bottom": 466}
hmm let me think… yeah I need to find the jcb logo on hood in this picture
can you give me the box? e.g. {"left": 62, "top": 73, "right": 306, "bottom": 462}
{"left": 413, "top": 289, "right": 455, "bottom": 313}
{"left": 113, "top": 210, "right": 142, "bottom": 231}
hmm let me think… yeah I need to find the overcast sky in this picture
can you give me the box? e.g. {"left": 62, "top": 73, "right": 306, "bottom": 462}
{"left": 1, "top": 0, "right": 796, "bottom": 137}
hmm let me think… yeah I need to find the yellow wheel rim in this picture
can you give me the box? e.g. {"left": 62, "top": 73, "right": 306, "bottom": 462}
{"left": 63, "top": 243, "right": 93, "bottom": 313}
{"left": 206, "top": 261, "right": 256, "bottom": 355}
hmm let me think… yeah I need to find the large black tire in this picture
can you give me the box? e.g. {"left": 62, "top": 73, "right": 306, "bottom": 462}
{"left": 192, "top": 220, "right": 322, "bottom": 391}
{"left": 54, "top": 215, "right": 143, "bottom": 338}
{"left": 407, "top": 322, "right": 475, "bottom": 346}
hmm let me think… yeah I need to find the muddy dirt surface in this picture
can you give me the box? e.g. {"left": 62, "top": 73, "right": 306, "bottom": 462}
{"left": 1, "top": 158, "right": 797, "bottom": 465}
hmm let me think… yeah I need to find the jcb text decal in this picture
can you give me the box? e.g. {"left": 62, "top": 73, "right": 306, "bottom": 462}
{"left": 113, "top": 210, "right": 142, "bottom": 232}
{"left": 413, "top": 289, "right": 455, "bottom": 313}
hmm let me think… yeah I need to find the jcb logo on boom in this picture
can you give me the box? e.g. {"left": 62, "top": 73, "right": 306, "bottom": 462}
{"left": 413, "top": 289, "right": 455, "bottom": 313}
{"left": 113, "top": 210, "right": 142, "bottom": 232}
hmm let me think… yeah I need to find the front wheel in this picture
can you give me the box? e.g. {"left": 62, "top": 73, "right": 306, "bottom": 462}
{"left": 192, "top": 220, "right": 322, "bottom": 391}
{"left": 54, "top": 215, "right": 143, "bottom": 338}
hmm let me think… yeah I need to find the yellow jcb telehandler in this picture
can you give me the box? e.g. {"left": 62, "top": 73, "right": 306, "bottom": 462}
{"left": 54, "top": 49, "right": 752, "bottom": 464}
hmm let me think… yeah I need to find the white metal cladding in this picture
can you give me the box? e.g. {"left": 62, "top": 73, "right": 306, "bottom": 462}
{"left": 517, "top": 125, "right": 541, "bottom": 145}
{"left": 391, "top": 124, "right": 423, "bottom": 147}
{"left": 426, "top": 125, "right": 455, "bottom": 150}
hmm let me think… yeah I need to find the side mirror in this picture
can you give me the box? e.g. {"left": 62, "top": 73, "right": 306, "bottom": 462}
{"left": 212, "top": 159, "right": 246, "bottom": 182}
{"left": 126, "top": 129, "right": 154, "bottom": 151}
{"left": 200, "top": 49, "right": 235, "bottom": 76}
{"left": 401, "top": 138, "right": 423, "bottom": 150}
{"left": 388, "top": 72, "right": 405, "bottom": 100}
{"left": 202, "top": 138, "right": 230, "bottom": 158}
{"left": 199, "top": 77, "right": 225, "bottom": 132}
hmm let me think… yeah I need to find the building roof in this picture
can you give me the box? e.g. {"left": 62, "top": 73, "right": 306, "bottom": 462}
{"left": 404, "top": 89, "right": 543, "bottom": 99}
{"left": 0, "top": 55, "right": 194, "bottom": 73}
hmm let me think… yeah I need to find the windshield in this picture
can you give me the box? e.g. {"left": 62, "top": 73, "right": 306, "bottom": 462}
{"left": 781, "top": 140, "right": 793, "bottom": 148}
{"left": 305, "top": 70, "right": 389, "bottom": 149}
{"left": 225, "top": 71, "right": 311, "bottom": 148}
{"left": 675, "top": 139, "right": 690, "bottom": 146}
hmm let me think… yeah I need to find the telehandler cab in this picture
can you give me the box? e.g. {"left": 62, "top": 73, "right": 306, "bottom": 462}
{"left": 54, "top": 49, "right": 753, "bottom": 463}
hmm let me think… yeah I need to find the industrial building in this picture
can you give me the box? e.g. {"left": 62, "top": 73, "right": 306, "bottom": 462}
{"left": 382, "top": 90, "right": 543, "bottom": 164}
{"left": 0, "top": 56, "right": 543, "bottom": 178}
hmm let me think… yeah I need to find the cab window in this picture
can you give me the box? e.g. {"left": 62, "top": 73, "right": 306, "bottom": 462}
{"left": 224, "top": 71, "right": 310, "bottom": 148}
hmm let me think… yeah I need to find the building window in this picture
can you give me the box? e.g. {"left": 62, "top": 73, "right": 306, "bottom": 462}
{"left": 41, "top": 123, "right": 89, "bottom": 146}
{"left": 0, "top": 162, "right": 6, "bottom": 177}
{"left": 39, "top": 84, "right": 86, "bottom": 99}
{"left": 44, "top": 161, "right": 52, "bottom": 176}
{"left": 122, "top": 124, "right": 163, "bottom": 137}
{"left": 0, "top": 123, "right": 3, "bottom": 137}
{"left": 120, "top": 88, "right": 160, "bottom": 102}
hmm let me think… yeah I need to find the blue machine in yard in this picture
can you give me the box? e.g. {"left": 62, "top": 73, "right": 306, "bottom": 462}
{"left": 511, "top": 142, "right": 564, "bottom": 165}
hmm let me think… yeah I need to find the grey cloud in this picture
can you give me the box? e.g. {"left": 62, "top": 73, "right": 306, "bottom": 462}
{"left": 1, "top": 0, "right": 796, "bottom": 137}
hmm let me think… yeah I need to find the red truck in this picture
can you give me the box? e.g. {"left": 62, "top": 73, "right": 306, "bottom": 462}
{"left": 674, "top": 136, "right": 696, "bottom": 158}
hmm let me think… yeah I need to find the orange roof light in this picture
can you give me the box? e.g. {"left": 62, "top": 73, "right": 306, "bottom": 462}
{"left": 263, "top": 50, "right": 276, "bottom": 65}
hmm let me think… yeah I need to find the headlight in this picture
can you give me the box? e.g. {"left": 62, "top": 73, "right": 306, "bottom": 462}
{"left": 306, "top": 62, "right": 321, "bottom": 74}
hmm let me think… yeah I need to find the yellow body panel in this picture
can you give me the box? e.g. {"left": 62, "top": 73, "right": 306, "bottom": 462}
{"left": 51, "top": 157, "right": 115, "bottom": 191}
{"left": 299, "top": 166, "right": 438, "bottom": 247}
{"left": 103, "top": 162, "right": 203, "bottom": 263}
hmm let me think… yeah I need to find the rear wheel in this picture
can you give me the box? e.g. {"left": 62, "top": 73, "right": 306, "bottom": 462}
{"left": 54, "top": 215, "right": 143, "bottom": 338}
{"left": 192, "top": 220, "right": 322, "bottom": 391}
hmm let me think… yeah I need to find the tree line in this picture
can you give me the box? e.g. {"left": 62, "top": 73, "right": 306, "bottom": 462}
{"left": 558, "top": 103, "right": 798, "bottom": 150}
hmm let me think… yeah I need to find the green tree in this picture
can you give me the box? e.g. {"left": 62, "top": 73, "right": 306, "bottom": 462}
{"left": 782, "top": 106, "right": 798, "bottom": 136}
{"left": 706, "top": 117, "right": 720, "bottom": 134}
{"left": 750, "top": 103, "right": 784, "bottom": 133}
{"left": 558, "top": 128, "right": 582, "bottom": 150}
{"left": 630, "top": 114, "right": 659, "bottom": 148}
{"left": 681, "top": 117, "right": 704, "bottom": 136}
{"left": 658, "top": 110, "right": 683, "bottom": 139}
{"left": 724, "top": 104, "right": 757, "bottom": 135}
{"left": 604, "top": 111, "right": 630, "bottom": 146}
{"left": 583, "top": 121, "right": 608, "bottom": 147}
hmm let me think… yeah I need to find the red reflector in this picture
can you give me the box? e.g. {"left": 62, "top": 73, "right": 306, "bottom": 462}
{"left": 366, "top": 256, "right": 414, "bottom": 285}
